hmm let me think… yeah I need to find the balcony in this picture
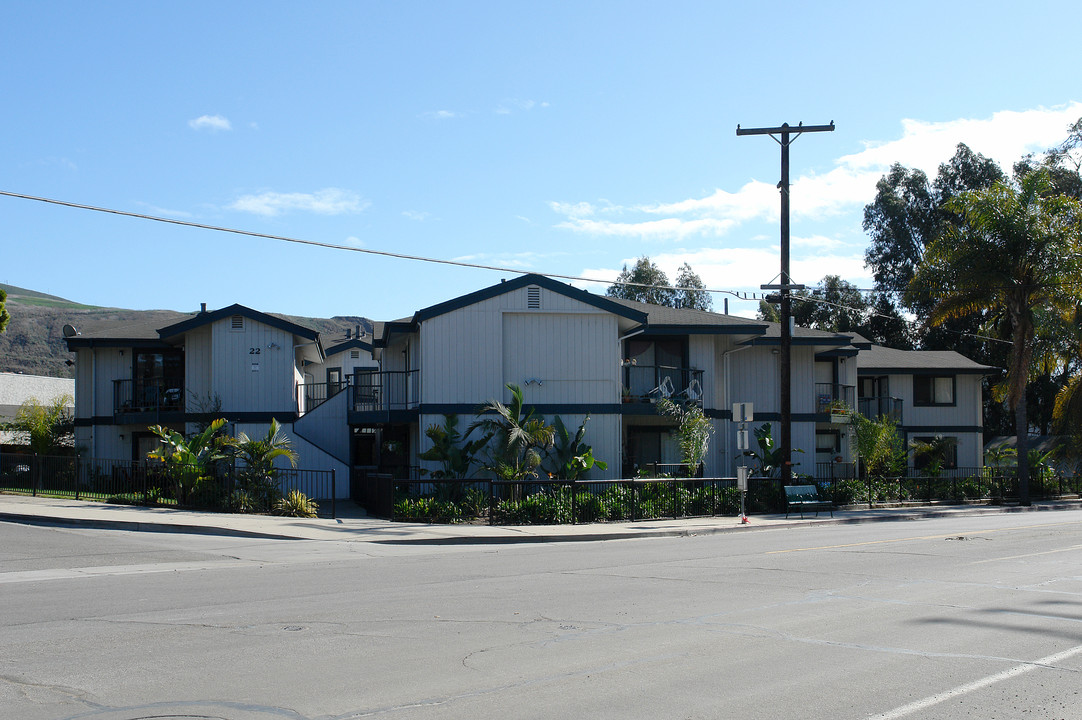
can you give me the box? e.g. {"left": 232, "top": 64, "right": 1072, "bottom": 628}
{"left": 113, "top": 377, "right": 185, "bottom": 421}
{"left": 349, "top": 370, "right": 420, "bottom": 421}
{"left": 622, "top": 365, "right": 704, "bottom": 405}
{"left": 815, "top": 383, "right": 855, "bottom": 422}
{"left": 297, "top": 379, "right": 350, "bottom": 414}
{"left": 858, "top": 396, "right": 903, "bottom": 424}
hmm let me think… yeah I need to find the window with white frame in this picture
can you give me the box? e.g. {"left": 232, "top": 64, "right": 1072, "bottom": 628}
{"left": 913, "top": 375, "right": 955, "bottom": 406}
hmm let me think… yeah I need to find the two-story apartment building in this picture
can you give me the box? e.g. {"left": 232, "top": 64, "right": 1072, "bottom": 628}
{"left": 65, "top": 304, "right": 356, "bottom": 490}
{"left": 65, "top": 274, "right": 994, "bottom": 500}
{"left": 348, "top": 274, "right": 928, "bottom": 483}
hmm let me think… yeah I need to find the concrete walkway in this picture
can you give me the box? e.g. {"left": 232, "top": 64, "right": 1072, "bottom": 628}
{"left": 2, "top": 492, "right": 1080, "bottom": 545}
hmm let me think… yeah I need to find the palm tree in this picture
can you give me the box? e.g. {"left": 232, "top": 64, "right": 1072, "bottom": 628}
{"left": 468, "top": 383, "right": 555, "bottom": 482}
{"left": 231, "top": 418, "right": 298, "bottom": 510}
{"left": 909, "top": 169, "right": 1082, "bottom": 504}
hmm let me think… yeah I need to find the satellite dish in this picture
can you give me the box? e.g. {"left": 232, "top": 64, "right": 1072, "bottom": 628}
{"left": 62, "top": 324, "right": 78, "bottom": 338}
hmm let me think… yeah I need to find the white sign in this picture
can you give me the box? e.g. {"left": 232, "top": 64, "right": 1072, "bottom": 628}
{"left": 737, "top": 466, "right": 749, "bottom": 491}
{"left": 736, "top": 429, "right": 749, "bottom": 451}
{"left": 732, "top": 402, "right": 753, "bottom": 423}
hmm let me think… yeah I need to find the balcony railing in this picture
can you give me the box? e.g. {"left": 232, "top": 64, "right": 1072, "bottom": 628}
{"left": 352, "top": 370, "right": 420, "bottom": 412}
{"left": 858, "top": 396, "right": 903, "bottom": 423}
{"left": 298, "top": 379, "right": 351, "bottom": 414}
{"left": 113, "top": 377, "right": 184, "bottom": 416}
{"left": 815, "top": 383, "right": 855, "bottom": 418}
{"left": 622, "top": 365, "right": 704, "bottom": 404}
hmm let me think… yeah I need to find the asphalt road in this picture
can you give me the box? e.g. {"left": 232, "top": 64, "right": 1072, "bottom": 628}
{"left": 2, "top": 512, "right": 1081, "bottom": 720}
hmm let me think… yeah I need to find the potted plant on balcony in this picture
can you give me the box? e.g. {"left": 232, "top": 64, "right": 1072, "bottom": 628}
{"left": 829, "top": 401, "right": 850, "bottom": 424}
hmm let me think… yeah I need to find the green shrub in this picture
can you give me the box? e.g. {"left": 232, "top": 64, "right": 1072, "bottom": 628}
{"left": 273, "top": 489, "right": 319, "bottom": 518}
{"left": 493, "top": 491, "right": 572, "bottom": 524}
{"left": 574, "top": 490, "right": 605, "bottom": 523}
{"left": 394, "top": 496, "right": 462, "bottom": 523}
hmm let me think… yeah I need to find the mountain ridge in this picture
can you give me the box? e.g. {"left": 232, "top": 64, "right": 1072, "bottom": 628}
{"left": 0, "top": 289, "right": 373, "bottom": 378}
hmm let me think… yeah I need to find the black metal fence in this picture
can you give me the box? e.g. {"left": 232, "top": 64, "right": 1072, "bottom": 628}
{"left": 0, "top": 453, "right": 337, "bottom": 519}
{"left": 381, "top": 471, "right": 1082, "bottom": 525}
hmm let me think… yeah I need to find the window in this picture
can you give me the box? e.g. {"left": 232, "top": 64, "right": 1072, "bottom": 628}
{"left": 815, "top": 431, "right": 840, "bottom": 454}
{"left": 913, "top": 375, "right": 954, "bottom": 406}
{"left": 912, "top": 436, "right": 958, "bottom": 470}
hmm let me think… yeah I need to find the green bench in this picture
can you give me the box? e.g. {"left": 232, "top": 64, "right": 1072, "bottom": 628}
{"left": 784, "top": 484, "right": 833, "bottom": 518}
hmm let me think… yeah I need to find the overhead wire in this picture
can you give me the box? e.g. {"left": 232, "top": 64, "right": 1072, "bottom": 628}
{"left": 0, "top": 188, "right": 1020, "bottom": 345}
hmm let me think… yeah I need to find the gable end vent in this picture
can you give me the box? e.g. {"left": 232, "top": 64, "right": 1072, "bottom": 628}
{"left": 527, "top": 286, "right": 541, "bottom": 309}
{"left": 231, "top": 314, "right": 244, "bottom": 330}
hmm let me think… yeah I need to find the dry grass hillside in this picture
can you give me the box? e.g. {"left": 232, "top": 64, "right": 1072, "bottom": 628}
{"left": 0, "top": 284, "right": 372, "bottom": 378}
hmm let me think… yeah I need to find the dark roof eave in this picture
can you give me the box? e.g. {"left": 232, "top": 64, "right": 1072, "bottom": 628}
{"left": 640, "top": 323, "right": 770, "bottom": 336}
{"left": 411, "top": 273, "right": 649, "bottom": 325}
{"left": 65, "top": 338, "right": 174, "bottom": 350}
{"left": 157, "top": 303, "right": 321, "bottom": 342}
{"left": 858, "top": 366, "right": 1000, "bottom": 376}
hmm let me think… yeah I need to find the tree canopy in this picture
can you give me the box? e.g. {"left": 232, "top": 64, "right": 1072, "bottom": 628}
{"left": 909, "top": 169, "right": 1082, "bottom": 503}
{"left": 607, "top": 257, "right": 712, "bottom": 311}
{"left": 0, "top": 288, "right": 9, "bottom": 334}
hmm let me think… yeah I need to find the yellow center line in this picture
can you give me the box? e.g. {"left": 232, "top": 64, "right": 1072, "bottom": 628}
{"left": 765, "top": 520, "right": 1082, "bottom": 554}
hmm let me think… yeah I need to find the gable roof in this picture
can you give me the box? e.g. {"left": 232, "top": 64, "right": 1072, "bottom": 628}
{"left": 411, "top": 274, "right": 649, "bottom": 325}
{"left": 157, "top": 303, "right": 321, "bottom": 342}
{"left": 857, "top": 344, "right": 999, "bottom": 375}
{"left": 324, "top": 337, "right": 374, "bottom": 357}
{"left": 64, "top": 313, "right": 189, "bottom": 349}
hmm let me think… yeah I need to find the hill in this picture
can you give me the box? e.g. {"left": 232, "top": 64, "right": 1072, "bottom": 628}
{"left": 0, "top": 288, "right": 373, "bottom": 378}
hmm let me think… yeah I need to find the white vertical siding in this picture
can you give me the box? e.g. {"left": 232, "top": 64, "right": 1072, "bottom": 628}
{"left": 94, "top": 348, "right": 128, "bottom": 417}
{"left": 420, "top": 285, "right": 620, "bottom": 405}
{"left": 502, "top": 313, "right": 619, "bottom": 404}
{"left": 729, "top": 347, "right": 779, "bottom": 413}
{"left": 895, "top": 373, "right": 983, "bottom": 430}
{"left": 184, "top": 327, "right": 212, "bottom": 409}
{"left": 210, "top": 318, "right": 297, "bottom": 413}
{"left": 293, "top": 389, "right": 350, "bottom": 464}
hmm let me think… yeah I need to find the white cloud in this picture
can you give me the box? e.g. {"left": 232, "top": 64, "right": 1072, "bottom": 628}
{"left": 791, "top": 234, "right": 851, "bottom": 251}
{"left": 552, "top": 102, "right": 1082, "bottom": 241}
{"left": 496, "top": 98, "right": 545, "bottom": 115}
{"left": 188, "top": 115, "right": 232, "bottom": 132}
{"left": 402, "top": 210, "right": 431, "bottom": 222}
{"left": 451, "top": 250, "right": 549, "bottom": 269}
{"left": 343, "top": 236, "right": 365, "bottom": 248}
{"left": 422, "top": 110, "right": 461, "bottom": 120}
{"left": 578, "top": 244, "right": 871, "bottom": 301}
{"left": 137, "top": 202, "right": 192, "bottom": 219}
{"left": 229, "top": 188, "right": 369, "bottom": 216}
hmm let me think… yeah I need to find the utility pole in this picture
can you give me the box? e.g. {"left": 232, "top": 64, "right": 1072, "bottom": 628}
{"left": 736, "top": 121, "right": 834, "bottom": 485}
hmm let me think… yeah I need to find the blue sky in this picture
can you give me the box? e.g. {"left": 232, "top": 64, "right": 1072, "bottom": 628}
{"left": 2, "top": 1, "right": 1079, "bottom": 322}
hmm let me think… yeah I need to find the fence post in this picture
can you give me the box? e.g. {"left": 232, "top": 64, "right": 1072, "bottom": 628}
{"left": 631, "top": 481, "right": 637, "bottom": 522}
{"left": 142, "top": 459, "right": 149, "bottom": 506}
{"left": 488, "top": 480, "right": 495, "bottom": 526}
{"left": 570, "top": 481, "right": 576, "bottom": 525}
{"left": 33, "top": 453, "right": 38, "bottom": 497}
{"left": 331, "top": 468, "right": 337, "bottom": 520}
{"left": 75, "top": 454, "right": 81, "bottom": 501}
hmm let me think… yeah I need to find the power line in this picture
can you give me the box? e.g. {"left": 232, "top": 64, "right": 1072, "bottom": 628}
{"left": 0, "top": 188, "right": 1022, "bottom": 346}
{"left": 0, "top": 189, "right": 764, "bottom": 302}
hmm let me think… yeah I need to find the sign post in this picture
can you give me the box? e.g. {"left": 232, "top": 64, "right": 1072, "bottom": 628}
{"left": 733, "top": 403, "right": 753, "bottom": 523}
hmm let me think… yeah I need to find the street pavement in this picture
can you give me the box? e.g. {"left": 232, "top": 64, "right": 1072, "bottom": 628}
{"left": 2, "top": 491, "right": 1080, "bottom": 544}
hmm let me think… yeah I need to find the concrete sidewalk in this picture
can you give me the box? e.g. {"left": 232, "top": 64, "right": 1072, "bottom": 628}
{"left": 1, "top": 492, "right": 1080, "bottom": 545}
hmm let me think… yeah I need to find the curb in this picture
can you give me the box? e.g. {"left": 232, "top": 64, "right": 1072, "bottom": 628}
{"left": 0, "top": 512, "right": 300, "bottom": 541}
{"left": 2, "top": 501, "right": 1080, "bottom": 545}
